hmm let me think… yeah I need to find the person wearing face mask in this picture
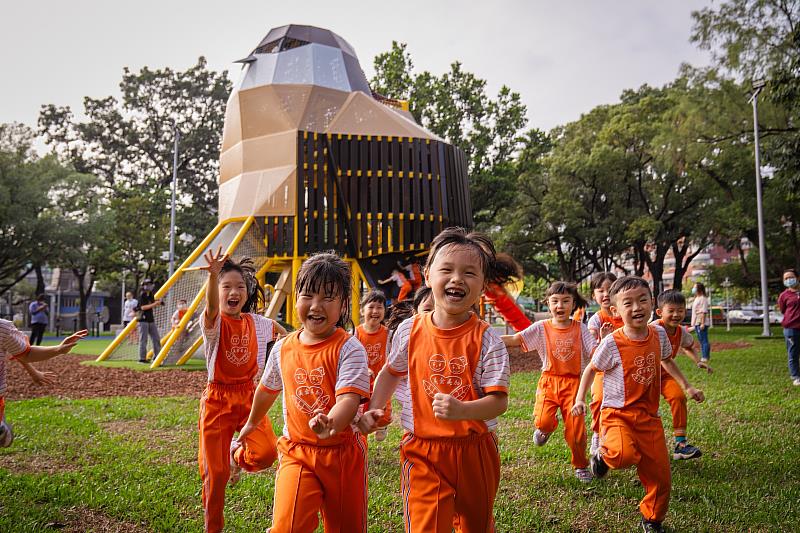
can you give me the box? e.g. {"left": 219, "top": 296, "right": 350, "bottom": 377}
{"left": 136, "top": 278, "right": 164, "bottom": 363}
{"left": 778, "top": 268, "right": 800, "bottom": 386}
{"left": 690, "top": 283, "right": 711, "bottom": 363}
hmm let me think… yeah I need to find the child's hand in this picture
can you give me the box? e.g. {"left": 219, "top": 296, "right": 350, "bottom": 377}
{"left": 600, "top": 322, "right": 615, "bottom": 338}
{"left": 30, "top": 368, "right": 56, "bottom": 386}
{"left": 571, "top": 399, "right": 587, "bottom": 417}
{"left": 686, "top": 387, "right": 705, "bottom": 403}
{"left": 432, "top": 393, "right": 465, "bottom": 420}
{"left": 200, "top": 246, "right": 229, "bottom": 277}
{"left": 237, "top": 421, "right": 259, "bottom": 443}
{"left": 697, "top": 361, "right": 713, "bottom": 373}
{"left": 309, "top": 409, "right": 335, "bottom": 439}
{"left": 356, "top": 409, "right": 384, "bottom": 434}
{"left": 56, "top": 330, "right": 88, "bottom": 356}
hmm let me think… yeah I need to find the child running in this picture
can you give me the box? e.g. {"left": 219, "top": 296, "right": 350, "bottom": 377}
{"left": 572, "top": 276, "right": 705, "bottom": 533}
{"left": 654, "top": 289, "right": 712, "bottom": 460}
{"left": 1, "top": 322, "right": 87, "bottom": 447}
{"left": 239, "top": 252, "right": 370, "bottom": 533}
{"left": 360, "top": 227, "right": 511, "bottom": 533}
{"left": 379, "top": 268, "right": 413, "bottom": 303}
{"left": 198, "top": 249, "right": 285, "bottom": 533}
{"left": 502, "top": 281, "right": 597, "bottom": 482}
{"left": 355, "top": 289, "right": 392, "bottom": 441}
{"left": 586, "top": 272, "right": 624, "bottom": 455}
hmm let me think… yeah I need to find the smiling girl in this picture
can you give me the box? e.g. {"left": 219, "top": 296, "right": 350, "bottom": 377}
{"left": 198, "top": 248, "right": 285, "bottom": 533}
{"left": 239, "top": 252, "right": 370, "bottom": 533}
{"left": 359, "top": 227, "right": 510, "bottom": 533}
{"left": 355, "top": 290, "right": 392, "bottom": 441}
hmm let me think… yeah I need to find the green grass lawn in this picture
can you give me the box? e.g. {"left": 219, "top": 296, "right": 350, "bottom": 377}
{"left": 2, "top": 326, "right": 798, "bottom": 532}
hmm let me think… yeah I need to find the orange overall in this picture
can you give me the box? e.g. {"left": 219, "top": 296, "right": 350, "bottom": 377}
{"left": 593, "top": 326, "right": 672, "bottom": 523}
{"left": 523, "top": 321, "right": 590, "bottom": 469}
{"left": 408, "top": 263, "right": 423, "bottom": 291}
{"left": 261, "top": 329, "right": 370, "bottom": 533}
{"left": 387, "top": 313, "right": 510, "bottom": 533}
{"left": 198, "top": 314, "right": 278, "bottom": 533}
{"left": 397, "top": 272, "right": 413, "bottom": 302}
{"left": 355, "top": 324, "right": 392, "bottom": 427}
{"left": 590, "top": 310, "right": 624, "bottom": 434}
{"left": 655, "top": 319, "right": 692, "bottom": 437}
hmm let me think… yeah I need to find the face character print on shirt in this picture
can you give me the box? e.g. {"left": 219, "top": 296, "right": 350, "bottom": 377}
{"left": 293, "top": 367, "right": 330, "bottom": 416}
{"left": 226, "top": 333, "right": 251, "bottom": 366}
{"left": 422, "top": 354, "right": 470, "bottom": 400}
{"left": 632, "top": 352, "right": 657, "bottom": 385}
{"left": 552, "top": 337, "right": 576, "bottom": 362}
{"left": 364, "top": 343, "right": 383, "bottom": 366}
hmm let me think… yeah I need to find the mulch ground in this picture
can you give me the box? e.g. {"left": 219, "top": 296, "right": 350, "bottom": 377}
{"left": 5, "top": 355, "right": 207, "bottom": 401}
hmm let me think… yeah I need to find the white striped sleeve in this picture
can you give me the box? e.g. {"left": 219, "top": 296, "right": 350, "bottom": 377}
{"left": 479, "top": 327, "right": 510, "bottom": 393}
{"left": 655, "top": 325, "right": 672, "bottom": 360}
{"left": 680, "top": 326, "right": 695, "bottom": 348}
{"left": 587, "top": 313, "right": 602, "bottom": 335}
{"left": 580, "top": 323, "right": 597, "bottom": 370}
{"left": 518, "top": 321, "right": 545, "bottom": 355}
{"left": 201, "top": 311, "right": 221, "bottom": 380}
{"left": 260, "top": 338, "right": 284, "bottom": 392}
{"left": 387, "top": 317, "right": 413, "bottom": 376}
{"left": 250, "top": 314, "right": 275, "bottom": 372}
{"left": 591, "top": 336, "right": 618, "bottom": 372}
{"left": 335, "top": 336, "right": 370, "bottom": 399}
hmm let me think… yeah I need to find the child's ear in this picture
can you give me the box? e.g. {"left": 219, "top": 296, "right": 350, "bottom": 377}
{"left": 655, "top": 308, "right": 663, "bottom": 317}
{"left": 610, "top": 304, "right": 618, "bottom": 316}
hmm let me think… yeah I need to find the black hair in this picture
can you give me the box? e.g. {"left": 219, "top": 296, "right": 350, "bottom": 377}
{"left": 385, "top": 300, "right": 415, "bottom": 332}
{"left": 656, "top": 289, "right": 686, "bottom": 308}
{"left": 785, "top": 268, "right": 798, "bottom": 277}
{"left": 545, "top": 281, "right": 588, "bottom": 311}
{"left": 590, "top": 272, "right": 618, "bottom": 293}
{"left": 295, "top": 251, "right": 352, "bottom": 330}
{"left": 426, "top": 227, "right": 497, "bottom": 282}
{"left": 219, "top": 257, "right": 265, "bottom": 313}
{"left": 36, "top": 294, "right": 46, "bottom": 301}
{"left": 491, "top": 253, "right": 523, "bottom": 285}
{"left": 360, "top": 289, "right": 386, "bottom": 308}
{"left": 413, "top": 286, "right": 433, "bottom": 312}
{"left": 694, "top": 282, "right": 706, "bottom": 296}
{"left": 609, "top": 276, "right": 652, "bottom": 303}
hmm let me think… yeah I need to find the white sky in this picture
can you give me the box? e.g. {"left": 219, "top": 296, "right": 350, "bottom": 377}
{"left": 1, "top": 0, "right": 712, "bottom": 138}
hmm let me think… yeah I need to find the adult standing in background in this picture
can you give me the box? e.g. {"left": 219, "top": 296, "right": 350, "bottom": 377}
{"left": 122, "top": 291, "right": 139, "bottom": 344}
{"left": 691, "top": 282, "right": 711, "bottom": 363}
{"left": 136, "top": 279, "right": 163, "bottom": 363}
{"left": 28, "top": 294, "right": 49, "bottom": 345}
{"left": 778, "top": 268, "right": 800, "bottom": 386}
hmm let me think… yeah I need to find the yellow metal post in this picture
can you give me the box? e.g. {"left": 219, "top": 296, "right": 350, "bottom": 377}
{"left": 96, "top": 319, "right": 139, "bottom": 362}
{"left": 175, "top": 335, "right": 204, "bottom": 366}
{"left": 151, "top": 280, "right": 208, "bottom": 368}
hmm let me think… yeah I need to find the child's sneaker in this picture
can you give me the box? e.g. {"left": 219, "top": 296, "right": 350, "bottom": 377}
{"left": 640, "top": 516, "right": 664, "bottom": 532}
{"left": 574, "top": 467, "right": 593, "bottom": 483}
{"left": 793, "top": 377, "right": 800, "bottom": 386}
{"left": 589, "top": 432, "right": 600, "bottom": 456}
{"left": 589, "top": 452, "right": 609, "bottom": 479}
{"left": 375, "top": 427, "right": 388, "bottom": 442}
{"left": 673, "top": 441, "right": 702, "bottom": 460}
{"left": 0, "top": 420, "right": 13, "bottom": 448}
{"left": 533, "top": 429, "right": 550, "bottom": 446}
{"left": 229, "top": 439, "right": 242, "bottom": 486}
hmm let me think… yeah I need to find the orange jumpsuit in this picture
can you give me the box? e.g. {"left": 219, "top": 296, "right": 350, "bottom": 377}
{"left": 408, "top": 263, "right": 423, "bottom": 291}
{"left": 588, "top": 310, "right": 624, "bottom": 434}
{"left": 355, "top": 324, "right": 392, "bottom": 427}
{"left": 198, "top": 313, "right": 279, "bottom": 533}
{"left": 591, "top": 325, "right": 673, "bottom": 523}
{"left": 259, "top": 328, "right": 371, "bottom": 533}
{"left": 387, "top": 313, "right": 511, "bottom": 533}
{"left": 519, "top": 320, "right": 596, "bottom": 468}
{"left": 655, "top": 319, "right": 695, "bottom": 438}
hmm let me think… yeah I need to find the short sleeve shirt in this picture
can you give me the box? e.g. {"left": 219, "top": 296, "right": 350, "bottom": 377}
{"left": 0, "top": 319, "right": 31, "bottom": 396}
{"left": 138, "top": 291, "right": 157, "bottom": 323}
{"left": 386, "top": 313, "right": 510, "bottom": 438}
{"left": 260, "top": 328, "right": 370, "bottom": 446}
{"left": 391, "top": 272, "right": 409, "bottom": 287}
{"left": 518, "top": 319, "right": 596, "bottom": 376}
{"left": 587, "top": 309, "right": 625, "bottom": 339}
{"left": 591, "top": 324, "right": 672, "bottom": 416}
{"left": 29, "top": 301, "right": 48, "bottom": 325}
{"left": 778, "top": 289, "right": 800, "bottom": 330}
{"left": 202, "top": 312, "right": 275, "bottom": 383}
{"left": 355, "top": 324, "right": 389, "bottom": 385}
{"left": 691, "top": 296, "right": 709, "bottom": 327}
{"left": 123, "top": 299, "right": 138, "bottom": 322}
{"left": 654, "top": 319, "right": 694, "bottom": 358}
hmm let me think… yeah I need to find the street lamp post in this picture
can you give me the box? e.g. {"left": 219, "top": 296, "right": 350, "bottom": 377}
{"left": 749, "top": 79, "right": 771, "bottom": 337}
{"left": 169, "top": 122, "right": 180, "bottom": 281}
{"left": 722, "top": 277, "right": 732, "bottom": 332}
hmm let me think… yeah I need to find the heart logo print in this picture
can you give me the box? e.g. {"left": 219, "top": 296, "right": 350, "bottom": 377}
{"left": 632, "top": 352, "right": 656, "bottom": 385}
{"left": 225, "top": 333, "right": 250, "bottom": 366}
{"left": 293, "top": 366, "right": 330, "bottom": 416}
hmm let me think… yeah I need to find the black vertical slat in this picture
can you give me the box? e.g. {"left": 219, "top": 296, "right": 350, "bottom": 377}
{"left": 315, "top": 135, "right": 326, "bottom": 251}
{"left": 369, "top": 138, "right": 379, "bottom": 255}
{"left": 349, "top": 138, "right": 359, "bottom": 252}
{"left": 449, "top": 146, "right": 461, "bottom": 227}
{"left": 411, "top": 138, "right": 421, "bottom": 248}
{"left": 265, "top": 217, "right": 273, "bottom": 257}
{"left": 460, "top": 150, "right": 473, "bottom": 228}
{"left": 359, "top": 138, "right": 369, "bottom": 258}
{"left": 438, "top": 142, "right": 449, "bottom": 224}
{"left": 325, "top": 136, "right": 335, "bottom": 248}
{"left": 276, "top": 217, "right": 284, "bottom": 257}
{"left": 430, "top": 140, "right": 442, "bottom": 236}
{"left": 390, "top": 138, "right": 401, "bottom": 250}
{"left": 297, "top": 132, "right": 306, "bottom": 255}
{"left": 307, "top": 135, "right": 318, "bottom": 252}
{"left": 421, "top": 142, "right": 432, "bottom": 244}
{"left": 401, "top": 138, "right": 411, "bottom": 250}
{"left": 339, "top": 136, "right": 351, "bottom": 251}
{"left": 331, "top": 136, "right": 344, "bottom": 250}
{"left": 380, "top": 138, "right": 389, "bottom": 253}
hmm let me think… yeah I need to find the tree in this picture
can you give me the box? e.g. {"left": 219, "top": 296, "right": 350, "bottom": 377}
{"left": 39, "top": 57, "right": 231, "bottom": 275}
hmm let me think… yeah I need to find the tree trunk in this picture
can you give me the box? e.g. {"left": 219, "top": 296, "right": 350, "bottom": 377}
{"left": 34, "top": 264, "right": 46, "bottom": 296}
{"left": 73, "top": 268, "right": 95, "bottom": 332}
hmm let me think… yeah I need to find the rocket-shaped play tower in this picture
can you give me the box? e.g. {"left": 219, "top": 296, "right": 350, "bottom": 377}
{"left": 98, "top": 24, "right": 481, "bottom": 367}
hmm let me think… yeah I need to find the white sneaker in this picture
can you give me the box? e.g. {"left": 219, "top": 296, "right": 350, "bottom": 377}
{"left": 229, "top": 439, "right": 242, "bottom": 486}
{"left": 590, "top": 432, "right": 600, "bottom": 456}
{"left": 574, "top": 467, "right": 593, "bottom": 483}
{"left": 793, "top": 378, "right": 800, "bottom": 386}
{"left": 533, "top": 429, "right": 550, "bottom": 446}
{"left": 0, "top": 420, "right": 14, "bottom": 448}
{"left": 375, "top": 427, "right": 388, "bottom": 442}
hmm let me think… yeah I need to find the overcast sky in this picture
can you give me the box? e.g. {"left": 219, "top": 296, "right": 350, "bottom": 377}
{"left": 1, "top": 0, "right": 712, "bottom": 139}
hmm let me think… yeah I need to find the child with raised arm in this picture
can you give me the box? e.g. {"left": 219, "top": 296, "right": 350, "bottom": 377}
{"left": 355, "top": 289, "right": 392, "bottom": 441}
{"left": 359, "top": 228, "right": 511, "bottom": 532}
{"left": 502, "top": 281, "right": 597, "bottom": 482}
{"left": 0, "top": 322, "right": 87, "bottom": 447}
{"left": 379, "top": 268, "right": 413, "bottom": 303}
{"left": 654, "top": 289, "right": 712, "bottom": 460}
{"left": 586, "top": 272, "right": 624, "bottom": 455}
{"left": 572, "top": 276, "right": 705, "bottom": 533}
{"left": 238, "top": 252, "right": 370, "bottom": 533}
{"left": 197, "top": 249, "right": 285, "bottom": 533}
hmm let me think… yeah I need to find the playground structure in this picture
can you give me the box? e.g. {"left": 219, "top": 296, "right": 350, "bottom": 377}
{"left": 97, "top": 24, "right": 526, "bottom": 368}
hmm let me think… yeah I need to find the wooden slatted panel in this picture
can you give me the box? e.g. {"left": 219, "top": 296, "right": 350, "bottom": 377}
{"left": 401, "top": 138, "right": 411, "bottom": 251}
{"left": 369, "top": 138, "right": 379, "bottom": 256}
{"left": 430, "top": 140, "right": 442, "bottom": 236}
{"left": 421, "top": 141, "right": 432, "bottom": 244}
{"left": 359, "top": 138, "right": 369, "bottom": 258}
{"left": 380, "top": 138, "right": 390, "bottom": 253}
{"left": 410, "top": 138, "right": 421, "bottom": 249}
{"left": 297, "top": 133, "right": 307, "bottom": 255}
{"left": 391, "top": 138, "right": 401, "bottom": 250}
